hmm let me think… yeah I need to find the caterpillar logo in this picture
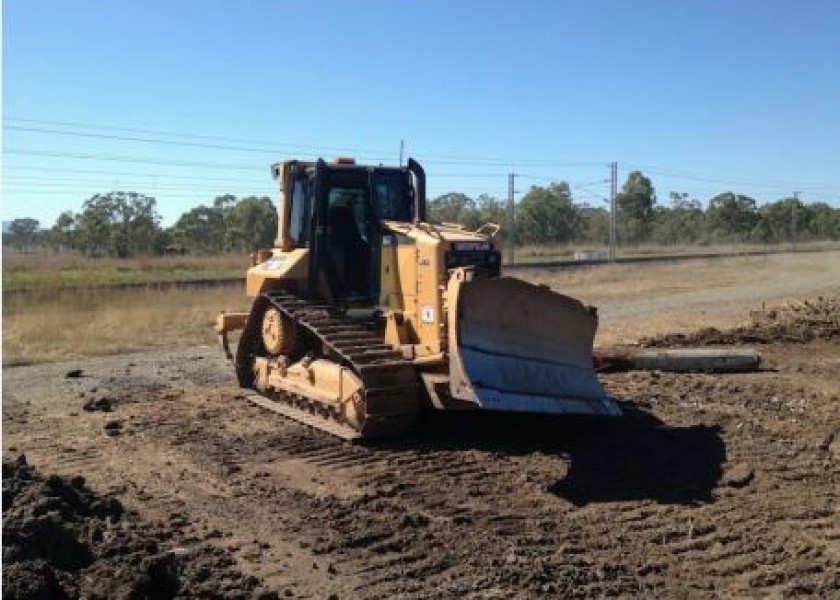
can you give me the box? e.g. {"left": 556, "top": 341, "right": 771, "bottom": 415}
{"left": 452, "top": 241, "right": 492, "bottom": 252}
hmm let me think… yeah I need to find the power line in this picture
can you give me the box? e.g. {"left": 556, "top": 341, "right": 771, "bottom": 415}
{"left": 7, "top": 179, "right": 507, "bottom": 199}
{"left": 5, "top": 167, "right": 510, "bottom": 181}
{"left": 5, "top": 116, "right": 838, "bottom": 195}
{"left": 0, "top": 165, "right": 263, "bottom": 182}
{"left": 3, "top": 181, "right": 268, "bottom": 193}
{"left": 3, "top": 117, "right": 396, "bottom": 156}
{"left": 426, "top": 188, "right": 505, "bottom": 197}
{"left": 4, "top": 124, "right": 398, "bottom": 164}
{"left": 625, "top": 163, "right": 840, "bottom": 191}
{"left": 515, "top": 175, "right": 611, "bottom": 190}
{"left": 507, "top": 172, "right": 516, "bottom": 266}
{"left": 516, "top": 174, "right": 555, "bottom": 183}
{"left": 4, "top": 148, "right": 269, "bottom": 170}
{"left": 2, "top": 174, "right": 265, "bottom": 187}
{"left": 423, "top": 157, "right": 606, "bottom": 168}
{"left": 609, "top": 161, "right": 617, "bottom": 263}
{"left": 4, "top": 150, "right": 586, "bottom": 182}
{"left": 3, "top": 116, "right": 609, "bottom": 168}
{"left": 5, "top": 125, "right": 301, "bottom": 157}
{"left": 0, "top": 189, "right": 221, "bottom": 199}
{"left": 7, "top": 164, "right": 835, "bottom": 206}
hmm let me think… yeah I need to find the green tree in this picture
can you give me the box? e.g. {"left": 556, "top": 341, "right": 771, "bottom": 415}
{"left": 213, "top": 194, "right": 237, "bottom": 216}
{"left": 426, "top": 192, "right": 505, "bottom": 236}
{"left": 172, "top": 205, "right": 226, "bottom": 253}
{"left": 428, "top": 193, "right": 476, "bottom": 225}
{"left": 74, "top": 192, "right": 161, "bottom": 257}
{"left": 124, "top": 192, "right": 161, "bottom": 255}
{"left": 616, "top": 171, "right": 656, "bottom": 243}
{"left": 224, "top": 196, "right": 277, "bottom": 252}
{"left": 651, "top": 193, "right": 707, "bottom": 244}
{"left": 808, "top": 202, "right": 840, "bottom": 240}
{"left": 44, "top": 211, "right": 77, "bottom": 252}
{"left": 755, "top": 197, "right": 816, "bottom": 243}
{"left": 75, "top": 199, "right": 112, "bottom": 257}
{"left": 578, "top": 204, "right": 610, "bottom": 244}
{"left": 516, "top": 183, "right": 582, "bottom": 244}
{"left": 8, "top": 218, "right": 41, "bottom": 254}
{"left": 750, "top": 214, "right": 780, "bottom": 244}
{"left": 706, "top": 192, "right": 759, "bottom": 241}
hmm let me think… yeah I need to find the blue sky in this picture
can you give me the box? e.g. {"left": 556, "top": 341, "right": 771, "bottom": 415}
{"left": 3, "top": 0, "right": 839, "bottom": 226}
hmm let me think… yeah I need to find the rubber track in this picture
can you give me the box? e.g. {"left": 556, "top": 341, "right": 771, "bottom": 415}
{"left": 240, "top": 290, "right": 421, "bottom": 440}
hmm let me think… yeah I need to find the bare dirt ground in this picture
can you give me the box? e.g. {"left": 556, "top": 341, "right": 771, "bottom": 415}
{"left": 528, "top": 251, "right": 840, "bottom": 346}
{"left": 4, "top": 293, "right": 840, "bottom": 598}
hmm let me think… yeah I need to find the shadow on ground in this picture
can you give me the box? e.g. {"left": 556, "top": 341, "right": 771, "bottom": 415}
{"left": 372, "top": 400, "right": 725, "bottom": 507}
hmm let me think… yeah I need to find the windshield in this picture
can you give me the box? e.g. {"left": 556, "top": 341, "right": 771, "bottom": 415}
{"left": 373, "top": 171, "right": 413, "bottom": 222}
{"left": 328, "top": 186, "right": 370, "bottom": 242}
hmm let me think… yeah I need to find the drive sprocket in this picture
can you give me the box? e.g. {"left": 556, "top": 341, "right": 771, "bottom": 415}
{"left": 261, "top": 306, "right": 299, "bottom": 356}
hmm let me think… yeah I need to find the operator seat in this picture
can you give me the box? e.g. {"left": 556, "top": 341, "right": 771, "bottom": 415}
{"left": 328, "top": 204, "right": 370, "bottom": 297}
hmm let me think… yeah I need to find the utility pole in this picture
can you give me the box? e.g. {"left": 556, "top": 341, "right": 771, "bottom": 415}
{"left": 507, "top": 172, "right": 516, "bottom": 266}
{"left": 399, "top": 139, "right": 404, "bottom": 166}
{"left": 610, "top": 162, "right": 617, "bottom": 262}
{"left": 792, "top": 191, "right": 800, "bottom": 250}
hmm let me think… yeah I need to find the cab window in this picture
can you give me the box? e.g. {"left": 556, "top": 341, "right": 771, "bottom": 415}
{"left": 289, "top": 178, "right": 310, "bottom": 245}
{"left": 374, "top": 172, "right": 412, "bottom": 222}
{"left": 328, "top": 187, "right": 370, "bottom": 241}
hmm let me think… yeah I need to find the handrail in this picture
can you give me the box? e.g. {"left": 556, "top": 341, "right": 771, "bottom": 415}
{"left": 474, "top": 222, "right": 501, "bottom": 239}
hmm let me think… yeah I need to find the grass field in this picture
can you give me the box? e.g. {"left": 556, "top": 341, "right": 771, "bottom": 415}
{"left": 2, "top": 251, "right": 249, "bottom": 291}
{"left": 5, "top": 241, "right": 839, "bottom": 291}
{"left": 2, "top": 286, "right": 249, "bottom": 366}
{"left": 3, "top": 248, "right": 839, "bottom": 366}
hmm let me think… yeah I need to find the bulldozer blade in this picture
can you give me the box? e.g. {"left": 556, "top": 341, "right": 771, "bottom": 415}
{"left": 447, "top": 273, "right": 620, "bottom": 417}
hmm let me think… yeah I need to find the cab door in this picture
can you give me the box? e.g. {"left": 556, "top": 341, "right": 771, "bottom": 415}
{"left": 309, "top": 161, "right": 379, "bottom": 305}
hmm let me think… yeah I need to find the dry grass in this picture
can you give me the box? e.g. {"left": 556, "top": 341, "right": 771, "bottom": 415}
{"left": 6, "top": 242, "right": 839, "bottom": 290}
{"left": 2, "top": 251, "right": 249, "bottom": 290}
{"left": 512, "top": 240, "right": 840, "bottom": 262}
{"left": 4, "top": 250, "right": 839, "bottom": 365}
{"left": 2, "top": 286, "right": 249, "bottom": 366}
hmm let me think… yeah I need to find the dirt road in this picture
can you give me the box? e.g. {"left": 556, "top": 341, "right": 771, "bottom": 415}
{"left": 3, "top": 297, "right": 839, "bottom": 598}
{"left": 536, "top": 251, "right": 840, "bottom": 346}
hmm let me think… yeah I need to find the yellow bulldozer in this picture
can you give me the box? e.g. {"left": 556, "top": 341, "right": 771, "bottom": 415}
{"left": 217, "top": 157, "right": 620, "bottom": 439}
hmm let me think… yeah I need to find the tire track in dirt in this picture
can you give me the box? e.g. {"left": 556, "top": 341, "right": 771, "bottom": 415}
{"left": 11, "top": 379, "right": 835, "bottom": 598}
{"left": 4, "top": 332, "right": 840, "bottom": 597}
{"left": 113, "top": 392, "right": 654, "bottom": 597}
{"left": 602, "top": 349, "right": 839, "bottom": 597}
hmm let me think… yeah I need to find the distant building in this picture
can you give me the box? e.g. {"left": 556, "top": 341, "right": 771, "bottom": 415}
{"left": 573, "top": 250, "right": 605, "bottom": 262}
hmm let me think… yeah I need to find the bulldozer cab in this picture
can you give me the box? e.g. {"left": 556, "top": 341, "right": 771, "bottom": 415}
{"left": 277, "top": 158, "right": 425, "bottom": 304}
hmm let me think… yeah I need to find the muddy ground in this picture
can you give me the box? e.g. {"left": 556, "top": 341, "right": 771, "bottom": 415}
{"left": 3, "top": 297, "right": 839, "bottom": 598}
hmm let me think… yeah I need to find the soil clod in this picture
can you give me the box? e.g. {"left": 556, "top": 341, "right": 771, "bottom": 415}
{"left": 2, "top": 455, "right": 272, "bottom": 600}
{"left": 82, "top": 397, "right": 114, "bottom": 413}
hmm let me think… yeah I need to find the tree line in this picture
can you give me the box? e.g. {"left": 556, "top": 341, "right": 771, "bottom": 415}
{"left": 6, "top": 192, "right": 276, "bottom": 257}
{"left": 5, "top": 170, "right": 840, "bottom": 257}
{"left": 429, "top": 171, "right": 840, "bottom": 246}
